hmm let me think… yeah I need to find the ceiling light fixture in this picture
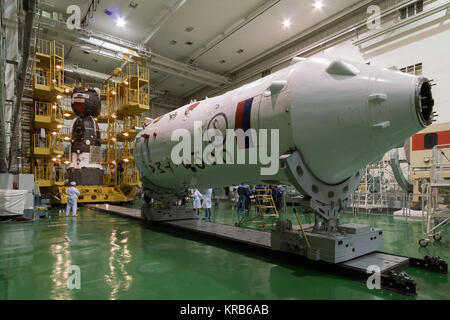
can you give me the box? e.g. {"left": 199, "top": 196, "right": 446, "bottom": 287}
{"left": 116, "top": 17, "right": 126, "bottom": 27}
{"left": 282, "top": 18, "right": 291, "bottom": 28}
{"left": 314, "top": 0, "right": 323, "bottom": 10}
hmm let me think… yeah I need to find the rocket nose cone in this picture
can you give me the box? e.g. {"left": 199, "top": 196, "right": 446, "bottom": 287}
{"left": 415, "top": 78, "right": 435, "bottom": 127}
{"left": 288, "top": 58, "right": 438, "bottom": 186}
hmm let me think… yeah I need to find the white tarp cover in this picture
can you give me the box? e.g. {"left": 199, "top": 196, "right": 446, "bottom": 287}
{"left": 0, "top": 190, "right": 29, "bottom": 216}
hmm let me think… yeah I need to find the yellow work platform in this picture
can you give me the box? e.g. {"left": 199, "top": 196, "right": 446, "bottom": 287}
{"left": 117, "top": 129, "right": 137, "bottom": 141}
{"left": 97, "top": 115, "right": 109, "bottom": 123}
{"left": 33, "top": 146, "right": 63, "bottom": 156}
{"left": 50, "top": 185, "right": 135, "bottom": 204}
{"left": 117, "top": 103, "right": 149, "bottom": 117}
{"left": 33, "top": 86, "right": 62, "bottom": 101}
{"left": 34, "top": 114, "right": 64, "bottom": 130}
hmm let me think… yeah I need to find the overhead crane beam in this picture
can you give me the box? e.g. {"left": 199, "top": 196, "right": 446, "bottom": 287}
{"left": 33, "top": 14, "right": 233, "bottom": 87}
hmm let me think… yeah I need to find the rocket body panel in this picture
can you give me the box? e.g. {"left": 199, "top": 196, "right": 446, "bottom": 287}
{"left": 135, "top": 67, "right": 296, "bottom": 190}
{"left": 134, "top": 56, "right": 433, "bottom": 196}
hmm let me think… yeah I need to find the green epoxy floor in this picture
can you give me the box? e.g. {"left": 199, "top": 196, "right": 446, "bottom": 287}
{"left": 0, "top": 202, "right": 449, "bottom": 300}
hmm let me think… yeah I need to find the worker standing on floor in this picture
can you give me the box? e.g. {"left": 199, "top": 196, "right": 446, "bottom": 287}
{"left": 192, "top": 188, "right": 203, "bottom": 216}
{"left": 237, "top": 185, "right": 248, "bottom": 215}
{"left": 276, "top": 186, "right": 284, "bottom": 212}
{"left": 66, "top": 181, "right": 80, "bottom": 217}
{"left": 202, "top": 188, "right": 213, "bottom": 221}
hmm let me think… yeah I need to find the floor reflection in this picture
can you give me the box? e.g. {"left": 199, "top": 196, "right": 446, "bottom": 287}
{"left": 104, "top": 229, "right": 133, "bottom": 299}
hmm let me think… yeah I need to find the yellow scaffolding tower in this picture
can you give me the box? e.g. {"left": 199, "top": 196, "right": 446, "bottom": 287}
{"left": 30, "top": 38, "right": 66, "bottom": 189}
{"left": 117, "top": 63, "right": 150, "bottom": 116}
{"left": 45, "top": 61, "right": 148, "bottom": 204}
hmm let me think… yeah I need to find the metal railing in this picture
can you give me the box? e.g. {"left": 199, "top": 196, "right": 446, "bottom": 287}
{"left": 34, "top": 165, "right": 65, "bottom": 184}
{"left": 35, "top": 166, "right": 51, "bottom": 182}
{"left": 34, "top": 134, "right": 50, "bottom": 149}
{"left": 124, "top": 64, "right": 150, "bottom": 81}
{"left": 117, "top": 144, "right": 134, "bottom": 159}
{"left": 34, "top": 101, "right": 52, "bottom": 116}
{"left": 34, "top": 102, "right": 64, "bottom": 120}
{"left": 53, "top": 166, "right": 65, "bottom": 184}
{"left": 121, "top": 116, "right": 144, "bottom": 132}
{"left": 124, "top": 166, "right": 139, "bottom": 185}
{"left": 52, "top": 69, "right": 64, "bottom": 88}
{"left": 33, "top": 134, "right": 63, "bottom": 153}
{"left": 420, "top": 184, "right": 449, "bottom": 246}
{"left": 430, "top": 144, "right": 450, "bottom": 184}
{"left": 60, "top": 127, "right": 71, "bottom": 138}
{"left": 35, "top": 39, "right": 64, "bottom": 57}
{"left": 35, "top": 38, "right": 52, "bottom": 55}
{"left": 50, "top": 134, "right": 64, "bottom": 153}
{"left": 54, "top": 43, "right": 64, "bottom": 57}
{"left": 34, "top": 68, "right": 50, "bottom": 87}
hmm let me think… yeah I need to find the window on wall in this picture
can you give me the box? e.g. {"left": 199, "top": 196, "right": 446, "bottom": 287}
{"left": 400, "top": 63, "right": 422, "bottom": 76}
{"left": 399, "top": 0, "right": 424, "bottom": 20}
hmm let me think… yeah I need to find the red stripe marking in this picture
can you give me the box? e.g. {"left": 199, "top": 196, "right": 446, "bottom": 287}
{"left": 153, "top": 116, "right": 163, "bottom": 124}
{"left": 188, "top": 102, "right": 201, "bottom": 111}
{"left": 412, "top": 130, "right": 450, "bottom": 151}
{"left": 235, "top": 101, "right": 246, "bottom": 129}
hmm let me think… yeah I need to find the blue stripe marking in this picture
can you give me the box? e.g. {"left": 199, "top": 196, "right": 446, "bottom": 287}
{"left": 243, "top": 98, "right": 254, "bottom": 148}
{"left": 243, "top": 98, "right": 253, "bottom": 131}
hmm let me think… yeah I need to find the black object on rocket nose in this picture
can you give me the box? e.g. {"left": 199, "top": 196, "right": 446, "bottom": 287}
{"left": 416, "top": 78, "right": 435, "bottom": 127}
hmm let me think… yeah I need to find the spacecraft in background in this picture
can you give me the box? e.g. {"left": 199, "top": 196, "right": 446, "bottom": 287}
{"left": 67, "top": 86, "right": 104, "bottom": 186}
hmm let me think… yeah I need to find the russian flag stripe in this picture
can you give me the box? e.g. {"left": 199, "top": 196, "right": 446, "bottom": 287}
{"left": 235, "top": 97, "right": 255, "bottom": 149}
{"left": 235, "top": 97, "right": 254, "bottom": 131}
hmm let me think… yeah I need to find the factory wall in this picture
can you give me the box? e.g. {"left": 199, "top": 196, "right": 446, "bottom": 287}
{"left": 2, "top": 1, "right": 19, "bottom": 161}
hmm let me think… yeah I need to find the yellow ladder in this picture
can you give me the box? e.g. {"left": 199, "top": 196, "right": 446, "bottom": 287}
{"left": 254, "top": 188, "right": 278, "bottom": 217}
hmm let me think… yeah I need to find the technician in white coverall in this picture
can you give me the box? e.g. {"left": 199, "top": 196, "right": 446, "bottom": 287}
{"left": 66, "top": 181, "right": 80, "bottom": 217}
{"left": 202, "top": 188, "right": 213, "bottom": 221}
{"left": 192, "top": 188, "right": 203, "bottom": 216}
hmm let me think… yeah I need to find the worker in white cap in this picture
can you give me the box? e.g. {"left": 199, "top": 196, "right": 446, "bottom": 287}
{"left": 66, "top": 181, "right": 80, "bottom": 217}
{"left": 192, "top": 188, "right": 203, "bottom": 216}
